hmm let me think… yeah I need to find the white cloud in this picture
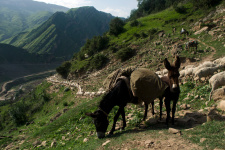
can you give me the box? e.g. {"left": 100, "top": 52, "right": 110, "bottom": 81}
{"left": 33, "top": 0, "right": 92, "bottom": 8}
{"left": 101, "top": 7, "right": 129, "bottom": 18}
{"left": 33, "top": 0, "right": 133, "bottom": 17}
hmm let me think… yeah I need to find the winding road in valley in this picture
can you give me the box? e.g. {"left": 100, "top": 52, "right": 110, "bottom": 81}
{"left": 0, "top": 70, "right": 56, "bottom": 100}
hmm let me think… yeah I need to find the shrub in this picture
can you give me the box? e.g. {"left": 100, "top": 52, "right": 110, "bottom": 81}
{"left": 148, "top": 28, "right": 158, "bottom": 35}
{"left": 109, "top": 17, "right": 125, "bottom": 36}
{"left": 69, "top": 101, "right": 75, "bottom": 106}
{"left": 9, "top": 102, "right": 28, "bottom": 125}
{"left": 140, "top": 32, "right": 147, "bottom": 38}
{"left": 109, "top": 46, "right": 118, "bottom": 53}
{"left": 191, "top": 0, "right": 222, "bottom": 9}
{"left": 56, "top": 61, "right": 71, "bottom": 78}
{"left": 174, "top": 5, "right": 187, "bottom": 14}
{"left": 90, "top": 54, "right": 108, "bottom": 70}
{"left": 63, "top": 102, "right": 68, "bottom": 106}
{"left": 130, "top": 19, "right": 139, "bottom": 27}
{"left": 115, "top": 48, "right": 135, "bottom": 62}
{"left": 133, "top": 33, "right": 140, "bottom": 38}
{"left": 41, "top": 91, "right": 50, "bottom": 102}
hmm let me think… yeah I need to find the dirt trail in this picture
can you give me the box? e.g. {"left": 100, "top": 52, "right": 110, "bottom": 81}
{"left": 189, "top": 37, "right": 217, "bottom": 62}
{"left": 46, "top": 74, "right": 105, "bottom": 97}
{"left": 108, "top": 129, "right": 202, "bottom": 150}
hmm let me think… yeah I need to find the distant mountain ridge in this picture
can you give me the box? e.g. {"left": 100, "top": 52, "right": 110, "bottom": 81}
{"left": 0, "top": 0, "right": 69, "bottom": 41}
{"left": 3, "top": 6, "right": 114, "bottom": 60}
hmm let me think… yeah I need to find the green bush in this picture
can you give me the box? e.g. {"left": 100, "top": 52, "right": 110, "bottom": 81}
{"left": 148, "top": 28, "right": 158, "bottom": 35}
{"left": 90, "top": 54, "right": 108, "bottom": 69}
{"left": 109, "top": 46, "right": 118, "bottom": 53}
{"left": 9, "top": 102, "right": 28, "bottom": 125}
{"left": 140, "top": 31, "right": 148, "bottom": 38}
{"left": 130, "top": 19, "right": 139, "bottom": 27}
{"left": 56, "top": 61, "right": 71, "bottom": 78}
{"left": 41, "top": 91, "right": 50, "bottom": 102}
{"left": 63, "top": 102, "right": 68, "bottom": 106}
{"left": 174, "top": 5, "right": 187, "bottom": 14}
{"left": 109, "top": 17, "right": 125, "bottom": 36}
{"left": 115, "top": 48, "right": 135, "bottom": 62}
{"left": 133, "top": 33, "right": 140, "bottom": 38}
{"left": 192, "top": 0, "right": 222, "bottom": 9}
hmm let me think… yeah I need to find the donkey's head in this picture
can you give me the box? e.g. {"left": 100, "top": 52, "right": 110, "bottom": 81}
{"left": 164, "top": 56, "right": 181, "bottom": 92}
{"left": 86, "top": 109, "right": 109, "bottom": 139}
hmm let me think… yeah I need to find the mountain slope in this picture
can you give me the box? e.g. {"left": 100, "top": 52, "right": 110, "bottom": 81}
{"left": 0, "top": 43, "right": 41, "bottom": 64}
{"left": 0, "top": 0, "right": 69, "bottom": 41}
{"left": 4, "top": 6, "right": 114, "bottom": 60}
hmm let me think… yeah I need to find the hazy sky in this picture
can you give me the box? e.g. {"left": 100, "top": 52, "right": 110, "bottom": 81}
{"left": 33, "top": 0, "right": 138, "bottom": 18}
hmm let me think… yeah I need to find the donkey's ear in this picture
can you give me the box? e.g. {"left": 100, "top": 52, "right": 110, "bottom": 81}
{"left": 164, "top": 58, "right": 172, "bottom": 70}
{"left": 174, "top": 56, "right": 181, "bottom": 69}
{"left": 85, "top": 112, "right": 97, "bottom": 118}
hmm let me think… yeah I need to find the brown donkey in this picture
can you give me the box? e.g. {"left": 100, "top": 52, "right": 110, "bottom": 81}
{"left": 159, "top": 56, "right": 181, "bottom": 125}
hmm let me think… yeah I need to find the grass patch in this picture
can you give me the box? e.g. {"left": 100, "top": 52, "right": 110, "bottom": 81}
{"left": 183, "top": 121, "right": 225, "bottom": 149}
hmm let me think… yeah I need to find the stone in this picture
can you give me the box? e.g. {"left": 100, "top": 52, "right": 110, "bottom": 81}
{"left": 217, "top": 100, "right": 225, "bottom": 111}
{"left": 83, "top": 138, "right": 89, "bottom": 142}
{"left": 32, "top": 140, "right": 41, "bottom": 147}
{"left": 62, "top": 136, "right": 66, "bottom": 140}
{"left": 207, "top": 109, "right": 223, "bottom": 122}
{"left": 51, "top": 140, "right": 57, "bottom": 147}
{"left": 5, "top": 143, "right": 14, "bottom": 150}
{"left": 180, "top": 104, "right": 191, "bottom": 110}
{"left": 168, "top": 128, "right": 181, "bottom": 134}
{"left": 177, "top": 116, "right": 196, "bottom": 126}
{"left": 208, "top": 31, "right": 215, "bottom": 36}
{"left": 63, "top": 108, "right": 69, "bottom": 113}
{"left": 200, "top": 138, "right": 206, "bottom": 143}
{"left": 19, "top": 140, "right": 25, "bottom": 145}
{"left": 102, "top": 140, "right": 111, "bottom": 146}
{"left": 194, "top": 95, "right": 199, "bottom": 99}
{"left": 212, "top": 87, "right": 225, "bottom": 101}
{"left": 145, "top": 118, "right": 157, "bottom": 126}
{"left": 145, "top": 140, "right": 154, "bottom": 148}
{"left": 194, "top": 27, "right": 208, "bottom": 35}
{"left": 41, "top": 141, "right": 47, "bottom": 147}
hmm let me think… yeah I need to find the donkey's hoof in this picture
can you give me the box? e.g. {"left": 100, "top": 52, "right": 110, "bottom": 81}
{"left": 108, "top": 131, "right": 114, "bottom": 135}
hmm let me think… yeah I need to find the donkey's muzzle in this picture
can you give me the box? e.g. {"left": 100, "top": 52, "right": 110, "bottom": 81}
{"left": 97, "top": 132, "right": 105, "bottom": 139}
{"left": 172, "top": 84, "right": 177, "bottom": 89}
{"left": 171, "top": 84, "right": 179, "bottom": 92}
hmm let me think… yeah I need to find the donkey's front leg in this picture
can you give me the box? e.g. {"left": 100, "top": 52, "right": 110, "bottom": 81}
{"left": 120, "top": 107, "right": 126, "bottom": 130}
{"left": 165, "top": 98, "right": 171, "bottom": 126}
{"left": 109, "top": 107, "right": 122, "bottom": 135}
{"left": 159, "top": 97, "right": 163, "bottom": 120}
{"left": 172, "top": 99, "right": 178, "bottom": 125}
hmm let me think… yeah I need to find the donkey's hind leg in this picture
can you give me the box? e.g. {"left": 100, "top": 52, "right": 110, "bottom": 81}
{"left": 143, "top": 102, "right": 148, "bottom": 121}
{"left": 159, "top": 97, "right": 163, "bottom": 120}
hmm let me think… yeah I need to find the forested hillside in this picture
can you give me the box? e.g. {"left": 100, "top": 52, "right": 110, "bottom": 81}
{"left": 0, "top": 0, "right": 69, "bottom": 41}
{"left": 3, "top": 6, "right": 114, "bottom": 61}
{"left": 0, "top": 44, "right": 40, "bottom": 64}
